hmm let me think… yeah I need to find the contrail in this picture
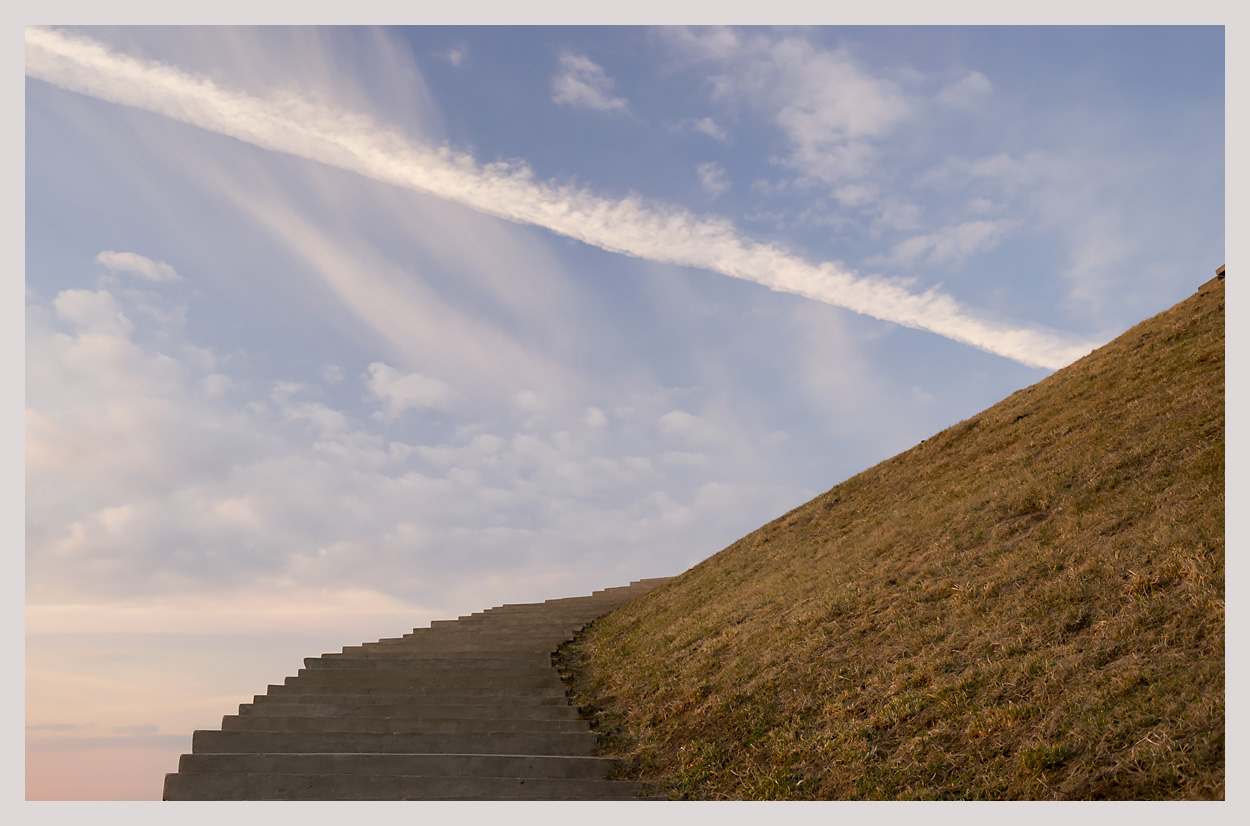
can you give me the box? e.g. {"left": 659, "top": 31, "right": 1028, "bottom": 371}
{"left": 26, "top": 26, "right": 1099, "bottom": 370}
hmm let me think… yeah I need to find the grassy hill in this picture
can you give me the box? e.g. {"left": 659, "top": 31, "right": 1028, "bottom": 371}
{"left": 560, "top": 280, "right": 1224, "bottom": 800}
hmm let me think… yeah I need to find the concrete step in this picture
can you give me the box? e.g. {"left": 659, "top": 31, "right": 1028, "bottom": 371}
{"left": 393, "top": 631, "right": 582, "bottom": 643}
{"left": 162, "top": 577, "right": 672, "bottom": 800}
{"left": 388, "top": 630, "right": 579, "bottom": 640}
{"left": 220, "top": 715, "right": 589, "bottom": 734}
{"left": 262, "top": 684, "right": 571, "bottom": 702}
{"left": 191, "top": 729, "right": 599, "bottom": 756}
{"left": 302, "top": 656, "right": 556, "bottom": 672}
{"left": 238, "top": 702, "right": 580, "bottom": 720}
{"left": 175, "top": 752, "right": 617, "bottom": 779}
{"left": 326, "top": 648, "right": 556, "bottom": 660}
{"left": 444, "top": 609, "right": 614, "bottom": 619}
{"left": 319, "top": 651, "right": 552, "bottom": 662}
{"left": 163, "top": 772, "right": 655, "bottom": 800}
{"left": 284, "top": 671, "right": 564, "bottom": 689}
{"left": 346, "top": 640, "right": 565, "bottom": 650}
{"left": 252, "top": 691, "right": 574, "bottom": 707}
{"left": 349, "top": 643, "right": 568, "bottom": 655}
{"left": 408, "top": 618, "right": 590, "bottom": 628}
{"left": 428, "top": 615, "right": 597, "bottom": 627}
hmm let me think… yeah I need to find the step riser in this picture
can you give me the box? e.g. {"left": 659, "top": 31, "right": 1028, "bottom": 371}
{"left": 391, "top": 636, "right": 578, "bottom": 646}
{"left": 253, "top": 692, "right": 573, "bottom": 706}
{"left": 220, "top": 716, "right": 588, "bottom": 733}
{"left": 349, "top": 645, "right": 566, "bottom": 655}
{"left": 163, "top": 773, "right": 653, "bottom": 800}
{"left": 303, "top": 659, "right": 556, "bottom": 673}
{"left": 191, "top": 730, "right": 598, "bottom": 755}
{"left": 328, "top": 650, "right": 555, "bottom": 660}
{"left": 390, "top": 634, "right": 580, "bottom": 644}
{"left": 428, "top": 617, "right": 599, "bottom": 626}
{"left": 176, "top": 752, "right": 615, "bottom": 779}
{"left": 238, "top": 703, "right": 579, "bottom": 720}
{"left": 401, "top": 625, "right": 585, "bottom": 633}
{"left": 263, "top": 686, "right": 570, "bottom": 701}
{"left": 285, "top": 674, "right": 564, "bottom": 689}
{"left": 405, "top": 621, "right": 592, "bottom": 630}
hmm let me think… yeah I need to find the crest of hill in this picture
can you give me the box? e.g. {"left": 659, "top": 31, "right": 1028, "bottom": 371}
{"left": 562, "top": 280, "right": 1224, "bottom": 800}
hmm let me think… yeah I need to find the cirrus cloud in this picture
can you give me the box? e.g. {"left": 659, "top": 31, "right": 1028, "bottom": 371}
{"left": 879, "top": 218, "right": 1018, "bottom": 268}
{"left": 551, "top": 52, "right": 628, "bottom": 112}
{"left": 96, "top": 250, "right": 181, "bottom": 282}
{"left": 25, "top": 26, "right": 1096, "bottom": 370}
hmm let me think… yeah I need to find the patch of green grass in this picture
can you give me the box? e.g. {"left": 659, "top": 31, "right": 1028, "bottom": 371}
{"left": 1021, "top": 743, "right": 1071, "bottom": 772}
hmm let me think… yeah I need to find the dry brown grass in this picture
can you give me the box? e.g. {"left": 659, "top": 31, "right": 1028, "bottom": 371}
{"left": 558, "top": 282, "right": 1224, "bottom": 800}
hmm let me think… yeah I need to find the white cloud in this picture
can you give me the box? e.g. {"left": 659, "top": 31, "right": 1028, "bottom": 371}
{"left": 881, "top": 219, "right": 1017, "bottom": 268}
{"left": 54, "top": 288, "right": 134, "bottom": 336}
{"left": 668, "top": 29, "right": 911, "bottom": 184}
{"left": 916, "top": 148, "right": 1156, "bottom": 314}
{"left": 214, "top": 174, "right": 575, "bottom": 397}
{"left": 34, "top": 28, "right": 1207, "bottom": 799}
{"left": 1061, "top": 211, "right": 1131, "bottom": 314}
{"left": 668, "top": 25, "right": 742, "bottom": 62}
{"left": 26, "top": 270, "right": 809, "bottom": 610}
{"left": 551, "top": 52, "right": 628, "bottom": 112}
{"left": 282, "top": 398, "right": 352, "bottom": 434}
{"left": 697, "top": 161, "right": 731, "bottom": 198}
{"left": 681, "top": 115, "right": 729, "bottom": 142}
{"left": 198, "top": 373, "right": 232, "bottom": 397}
{"left": 441, "top": 44, "right": 468, "bottom": 67}
{"left": 769, "top": 53, "right": 908, "bottom": 178}
{"left": 870, "top": 198, "right": 925, "bottom": 234}
{"left": 658, "top": 409, "right": 727, "bottom": 448}
{"left": 834, "top": 183, "right": 876, "bottom": 207}
{"left": 365, "top": 361, "right": 457, "bottom": 421}
{"left": 938, "top": 70, "right": 993, "bottom": 109}
{"left": 922, "top": 151, "right": 1056, "bottom": 193}
{"left": 25, "top": 26, "right": 1095, "bottom": 370}
{"left": 95, "top": 250, "right": 180, "bottom": 282}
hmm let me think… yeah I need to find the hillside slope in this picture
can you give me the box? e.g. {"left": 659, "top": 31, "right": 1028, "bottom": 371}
{"left": 561, "top": 281, "right": 1224, "bottom": 800}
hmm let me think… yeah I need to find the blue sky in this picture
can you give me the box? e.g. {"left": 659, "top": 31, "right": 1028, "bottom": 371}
{"left": 23, "top": 24, "right": 1224, "bottom": 800}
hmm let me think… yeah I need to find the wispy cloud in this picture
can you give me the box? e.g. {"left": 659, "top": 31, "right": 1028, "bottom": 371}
{"left": 96, "top": 250, "right": 181, "bottom": 282}
{"left": 697, "top": 161, "right": 731, "bottom": 198}
{"left": 366, "top": 361, "right": 458, "bottom": 421}
{"left": 25, "top": 26, "right": 1096, "bottom": 369}
{"left": 680, "top": 115, "right": 729, "bottom": 142}
{"left": 666, "top": 28, "right": 911, "bottom": 184}
{"left": 26, "top": 268, "right": 807, "bottom": 606}
{"left": 551, "top": 52, "right": 628, "bottom": 112}
{"left": 440, "top": 43, "right": 468, "bottom": 67}
{"left": 938, "top": 70, "right": 993, "bottom": 109}
{"left": 879, "top": 219, "right": 1017, "bottom": 268}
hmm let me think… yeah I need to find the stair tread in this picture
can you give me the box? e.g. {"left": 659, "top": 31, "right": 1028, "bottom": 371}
{"left": 163, "top": 578, "right": 671, "bottom": 800}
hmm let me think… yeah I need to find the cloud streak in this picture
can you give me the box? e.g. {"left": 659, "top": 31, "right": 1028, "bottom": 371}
{"left": 551, "top": 52, "right": 628, "bottom": 112}
{"left": 96, "top": 250, "right": 181, "bottom": 282}
{"left": 881, "top": 219, "right": 1017, "bottom": 268}
{"left": 25, "top": 26, "right": 1097, "bottom": 369}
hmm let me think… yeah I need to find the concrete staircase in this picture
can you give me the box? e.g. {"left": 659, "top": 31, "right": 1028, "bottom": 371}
{"left": 162, "top": 578, "right": 671, "bottom": 800}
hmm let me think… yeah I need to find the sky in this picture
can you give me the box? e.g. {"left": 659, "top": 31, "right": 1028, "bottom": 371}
{"left": 21, "top": 22, "right": 1226, "bottom": 804}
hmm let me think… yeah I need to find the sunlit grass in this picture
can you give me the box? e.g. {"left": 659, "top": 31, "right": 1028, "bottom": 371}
{"left": 559, "top": 282, "right": 1224, "bottom": 800}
